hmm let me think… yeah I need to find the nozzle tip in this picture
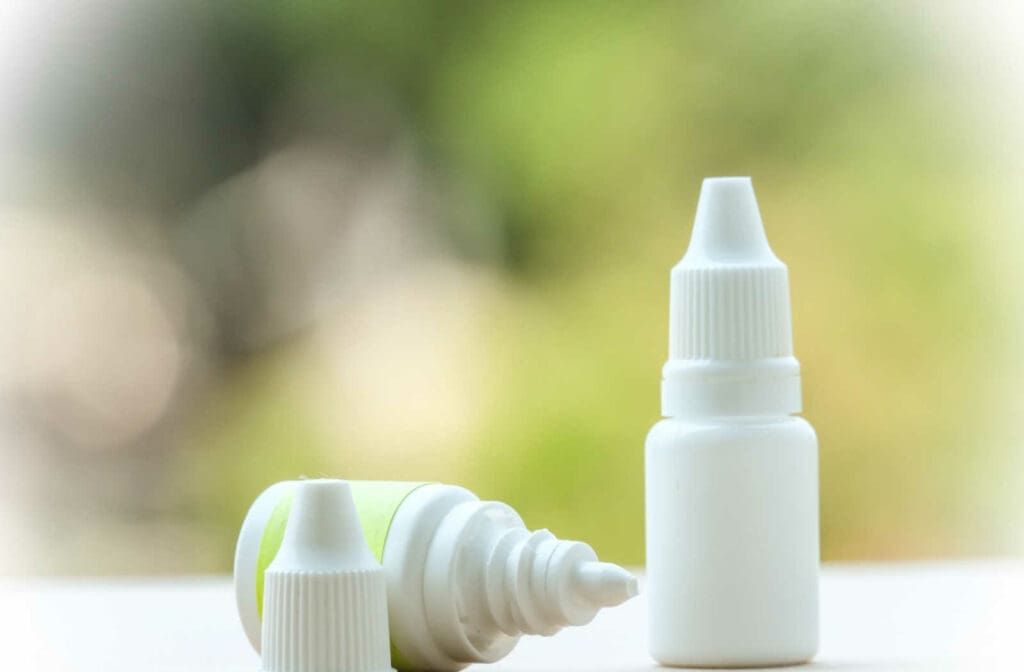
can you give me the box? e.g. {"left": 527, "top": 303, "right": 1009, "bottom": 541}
{"left": 573, "top": 562, "right": 639, "bottom": 608}
{"left": 625, "top": 574, "right": 640, "bottom": 599}
{"left": 684, "top": 176, "right": 778, "bottom": 265}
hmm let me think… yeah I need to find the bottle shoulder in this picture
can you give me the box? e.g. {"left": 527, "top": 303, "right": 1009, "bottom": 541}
{"left": 646, "top": 415, "right": 817, "bottom": 450}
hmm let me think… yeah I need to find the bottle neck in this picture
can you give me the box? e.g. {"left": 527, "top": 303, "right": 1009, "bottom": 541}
{"left": 661, "top": 356, "right": 802, "bottom": 418}
{"left": 420, "top": 500, "right": 522, "bottom": 664}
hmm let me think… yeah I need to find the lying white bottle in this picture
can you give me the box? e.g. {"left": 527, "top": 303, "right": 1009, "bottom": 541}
{"left": 646, "top": 177, "right": 819, "bottom": 667}
{"left": 236, "top": 480, "right": 638, "bottom": 671}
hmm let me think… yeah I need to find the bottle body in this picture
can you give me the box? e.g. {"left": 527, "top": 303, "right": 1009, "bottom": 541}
{"left": 645, "top": 416, "right": 819, "bottom": 668}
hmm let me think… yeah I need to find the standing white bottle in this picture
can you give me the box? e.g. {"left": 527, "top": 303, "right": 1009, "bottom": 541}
{"left": 645, "top": 177, "right": 819, "bottom": 667}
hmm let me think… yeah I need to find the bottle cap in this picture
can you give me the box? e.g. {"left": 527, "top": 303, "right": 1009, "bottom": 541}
{"left": 260, "top": 479, "right": 394, "bottom": 672}
{"left": 662, "top": 177, "right": 801, "bottom": 417}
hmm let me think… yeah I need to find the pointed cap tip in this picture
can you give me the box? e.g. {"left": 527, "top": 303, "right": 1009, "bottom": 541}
{"left": 684, "top": 176, "right": 779, "bottom": 265}
{"left": 702, "top": 175, "right": 752, "bottom": 188}
{"left": 271, "top": 478, "right": 377, "bottom": 572}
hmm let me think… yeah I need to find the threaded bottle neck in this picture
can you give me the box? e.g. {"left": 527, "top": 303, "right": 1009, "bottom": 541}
{"left": 485, "top": 529, "right": 602, "bottom": 637}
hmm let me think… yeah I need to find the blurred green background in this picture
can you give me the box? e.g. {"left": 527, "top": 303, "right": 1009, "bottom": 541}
{"left": 0, "top": 0, "right": 1022, "bottom": 574}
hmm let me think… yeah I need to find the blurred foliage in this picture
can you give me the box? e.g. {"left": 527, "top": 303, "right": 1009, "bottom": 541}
{"left": 5, "top": 0, "right": 1022, "bottom": 573}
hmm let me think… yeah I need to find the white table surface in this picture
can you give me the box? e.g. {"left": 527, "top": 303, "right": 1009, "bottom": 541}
{"left": 3, "top": 562, "right": 1021, "bottom": 671}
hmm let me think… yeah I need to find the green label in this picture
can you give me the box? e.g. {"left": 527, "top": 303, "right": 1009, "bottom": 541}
{"left": 255, "top": 489, "right": 294, "bottom": 620}
{"left": 255, "top": 480, "right": 429, "bottom": 669}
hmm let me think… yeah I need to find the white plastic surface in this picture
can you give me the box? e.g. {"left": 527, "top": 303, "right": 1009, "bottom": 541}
{"left": 646, "top": 177, "right": 820, "bottom": 667}
{"left": 11, "top": 563, "right": 1024, "bottom": 672}
{"left": 260, "top": 479, "right": 393, "bottom": 672}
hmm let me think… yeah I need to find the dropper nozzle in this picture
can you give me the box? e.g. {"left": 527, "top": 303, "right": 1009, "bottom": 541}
{"left": 483, "top": 528, "right": 639, "bottom": 637}
{"left": 683, "top": 176, "right": 779, "bottom": 265}
{"left": 572, "top": 561, "right": 640, "bottom": 608}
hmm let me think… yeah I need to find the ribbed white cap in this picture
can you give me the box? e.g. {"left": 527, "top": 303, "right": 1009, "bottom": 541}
{"left": 662, "top": 177, "right": 801, "bottom": 417}
{"left": 261, "top": 479, "right": 393, "bottom": 672}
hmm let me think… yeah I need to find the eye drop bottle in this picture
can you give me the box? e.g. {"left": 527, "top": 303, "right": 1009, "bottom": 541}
{"left": 236, "top": 480, "right": 638, "bottom": 672}
{"left": 645, "top": 177, "right": 819, "bottom": 667}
